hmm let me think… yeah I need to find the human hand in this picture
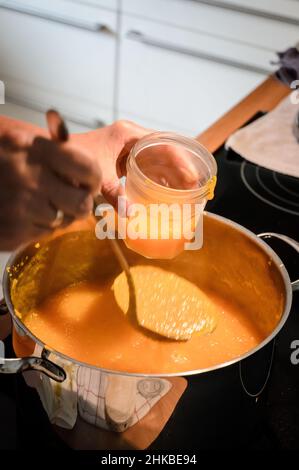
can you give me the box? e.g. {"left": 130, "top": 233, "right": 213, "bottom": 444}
{"left": 72, "top": 121, "right": 199, "bottom": 208}
{"left": 0, "top": 116, "right": 101, "bottom": 249}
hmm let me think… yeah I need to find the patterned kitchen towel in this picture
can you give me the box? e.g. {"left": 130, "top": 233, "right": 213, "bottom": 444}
{"left": 24, "top": 346, "right": 172, "bottom": 432}
{"left": 77, "top": 367, "right": 172, "bottom": 432}
{"left": 225, "top": 91, "right": 299, "bottom": 178}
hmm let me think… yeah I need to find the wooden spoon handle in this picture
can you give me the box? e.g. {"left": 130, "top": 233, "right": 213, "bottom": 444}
{"left": 46, "top": 109, "right": 69, "bottom": 143}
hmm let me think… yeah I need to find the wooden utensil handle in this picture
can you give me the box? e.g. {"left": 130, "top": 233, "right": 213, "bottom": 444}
{"left": 46, "top": 109, "right": 69, "bottom": 143}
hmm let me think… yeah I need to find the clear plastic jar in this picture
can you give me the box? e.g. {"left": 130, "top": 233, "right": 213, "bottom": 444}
{"left": 124, "top": 132, "right": 217, "bottom": 259}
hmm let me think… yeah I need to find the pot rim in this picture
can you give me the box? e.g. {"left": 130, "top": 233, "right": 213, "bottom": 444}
{"left": 2, "top": 212, "right": 293, "bottom": 378}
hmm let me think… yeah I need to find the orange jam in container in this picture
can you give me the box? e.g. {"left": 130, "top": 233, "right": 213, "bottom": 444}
{"left": 124, "top": 132, "right": 217, "bottom": 259}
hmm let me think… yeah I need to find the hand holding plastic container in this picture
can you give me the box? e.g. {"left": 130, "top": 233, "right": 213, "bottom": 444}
{"left": 123, "top": 132, "right": 217, "bottom": 259}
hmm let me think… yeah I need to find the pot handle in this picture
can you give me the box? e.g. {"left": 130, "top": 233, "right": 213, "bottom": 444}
{"left": 240, "top": 232, "right": 298, "bottom": 399}
{"left": 0, "top": 299, "right": 66, "bottom": 383}
{"left": 0, "top": 356, "right": 66, "bottom": 382}
{"left": 258, "top": 232, "right": 299, "bottom": 292}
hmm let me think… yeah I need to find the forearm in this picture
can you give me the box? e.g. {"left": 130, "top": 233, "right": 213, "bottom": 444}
{"left": 0, "top": 114, "right": 49, "bottom": 138}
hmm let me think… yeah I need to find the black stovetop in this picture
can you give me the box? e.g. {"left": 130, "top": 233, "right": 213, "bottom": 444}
{"left": 1, "top": 121, "right": 298, "bottom": 451}
{"left": 153, "top": 137, "right": 299, "bottom": 450}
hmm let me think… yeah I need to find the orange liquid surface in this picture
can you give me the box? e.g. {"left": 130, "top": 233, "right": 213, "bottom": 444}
{"left": 23, "top": 280, "right": 264, "bottom": 374}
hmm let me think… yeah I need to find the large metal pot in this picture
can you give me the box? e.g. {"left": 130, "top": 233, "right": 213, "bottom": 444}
{"left": 0, "top": 212, "right": 298, "bottom": 433}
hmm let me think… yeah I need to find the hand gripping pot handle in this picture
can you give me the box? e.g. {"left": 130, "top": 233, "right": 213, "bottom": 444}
{"left": 0, "top": 299, "right": 66, "bottom": 383}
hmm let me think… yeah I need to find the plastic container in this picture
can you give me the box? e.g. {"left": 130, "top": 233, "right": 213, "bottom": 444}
{"left": 124, "top": 132, "right": 217, "bottom": 259}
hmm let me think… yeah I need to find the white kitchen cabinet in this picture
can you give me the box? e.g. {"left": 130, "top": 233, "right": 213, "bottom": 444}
{"left": 0, "top": 0, "right": 119, "bottom": 18}
{"left": 70, "top": 0, "right": 118, "bottom": 11}
{"left": 0, "top": 0, "right": 118, "bottom": 26}
{"left": 0, "top": 0, "right": 297, "bottom": 138}
{"left": 0, "top": 1, "right": 117, "bottom": 126}
{"left": 122, "top": 0, "right": 299, "bottom": 52}
{"left": 117, "top": 15, "right": 271, "bottom": 135}
{"left": 204, "top": 0, "right": 299, "bottom": 20}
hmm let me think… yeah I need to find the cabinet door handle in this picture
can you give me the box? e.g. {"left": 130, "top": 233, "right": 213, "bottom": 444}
{"left": 127, "top": 30, "right": 271, "bottom": 75}
{"left": 6, "top": 94, "right": 106, "bottom": 129}
{"left": 0, "top": 1, "right": 115, "bottom": 33}
{"left": 191, "top": 0, "right": 299, "bottom": 27}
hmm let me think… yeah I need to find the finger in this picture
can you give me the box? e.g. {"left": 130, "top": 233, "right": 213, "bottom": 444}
{"left": 33, "top": 214, "right": 75, "bottom": 231}
{"left": 163, "top": 146, "right": 201, "bottom": 188}
{"left": 28, "top": 197, "right": 58, "bottom": 227}
{"left": 31, "top": 200, "right": 76, "bottom": 230}
{"left": 44, "top": 170, "right": 93, "bottom": 218}
{"left": 58, "top": 214, "right": 76, "bottom": 228}
{"left": 31, "top": 137, "right": 102, "bottom": 193}
{"left": 0, "top": 128, "right": 33, "bottom": 151}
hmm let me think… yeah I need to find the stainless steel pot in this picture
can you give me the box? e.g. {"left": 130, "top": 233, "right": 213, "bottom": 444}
{"left": 0, "top": 212, "right": 298, "bottom": 432}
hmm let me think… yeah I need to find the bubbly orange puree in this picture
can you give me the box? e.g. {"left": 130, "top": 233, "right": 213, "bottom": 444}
{"left": 23, "top": 278, "right": 264, "bottom": 374}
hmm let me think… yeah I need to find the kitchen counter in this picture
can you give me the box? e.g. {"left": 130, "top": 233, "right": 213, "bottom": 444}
{"left": 197, "top": 74, "right": 290, "bottom": 153}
